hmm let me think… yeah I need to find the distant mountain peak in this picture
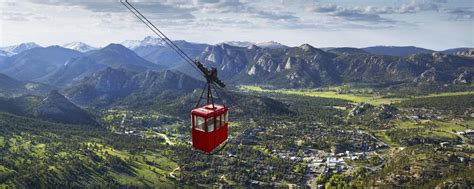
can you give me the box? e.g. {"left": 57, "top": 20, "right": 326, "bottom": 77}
{"left": 0, "top": 42, "right": 41, "bottom": 55}
{"left": 100, "top": 43, "right": 135, "bottom": 54}
{"left": 222, "top": 41, "right": 287, "bottom": 49}
{"left": 256, "top": 41, "right": 288, "bottom": 49}
{"left": 36, "top": 90, "right": 97, "bottom": 125}
{"left": 88, "top": 43, "right": 160, "bottom": 72}
{"left": 104, "top": 43, "right": 127, "bottom": 49}
{"left": 42, "top": 90, "right": 69, "bottom": 104}
{"left": 362, "top": 46, "right": 434, "bottom": 56}
{"left": 142, "top": 36, "right": 165, "bottom": 45}
{"left": 299, "top": 43, "right": 316, "bottom": 51}
{"left": 62, "top": 42, "right": 96, "bottom": 52}
{"left": 121, "top": 36, "right": 166, "bottom": 49}
{"left": 219, "top": 43, "right": 233, "bottom": 48}
{"left": 221, "top": 41, "right": 254, "bottom": 48}
{"left": 15, "top": 42, "right": 40, "bottom": 49}
{"left": 248, "top": 44, "right": 260, "bottom": 50}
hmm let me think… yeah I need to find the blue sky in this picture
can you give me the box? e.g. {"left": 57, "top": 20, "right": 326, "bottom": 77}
{"left": 0, "top": 0, "right": 473, "bottom": 50}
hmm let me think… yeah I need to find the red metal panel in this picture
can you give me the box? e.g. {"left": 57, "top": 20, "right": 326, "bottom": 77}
{"left": 192, "top": 129, "right": 214, "bottom": 153}
{"left": 217, "top": 123, "right": 227, "bottom": 145}
{"left": 192, "top": 129, "right": 203, "bottom": 150}
{"left": 191, "top": 104, "right": 228, "bottom": 153}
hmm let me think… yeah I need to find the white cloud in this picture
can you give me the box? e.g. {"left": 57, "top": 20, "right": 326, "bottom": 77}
{"left": 0, "top": 0, "right": 472, "bottom": 50}
{"left": 447, "top": 7, "right": 474, "bottom": 20}
{"left": 305, "top": 0, "right": 443, "bottom": 24}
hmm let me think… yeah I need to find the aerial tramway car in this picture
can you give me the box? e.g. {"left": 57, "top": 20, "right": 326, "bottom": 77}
{"left": 189, "top": 64, "right": 229, "bottom": 153}
{"left": 191, "top": 104, "right": 229, "bottom": 153}
{"left": 121, "top": 0, "right": 230, "bottom": 154}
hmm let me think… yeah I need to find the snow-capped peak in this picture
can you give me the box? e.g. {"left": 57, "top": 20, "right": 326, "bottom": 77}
{"left": 141, "top": 36, "right": 166, "bottom": 46}
{"left": 0, "top": 42, "right": 41, "bottom": 55}
{"left": 221, "top": 41, "right": 255, "bottom": 48}
{"left": 120, "top": 39, "right": 141, "bottom": 50}
{"left": 62, "top": 42, "right": 96, "bottom": 52}
{"left": 121, "top": 36, "right": 166, "bottom": 50}
{"left": 220, "top": 41, "right": 288, "bottom": 49}
{"left": 256, "top": 41, "right": 288, "bottom": 49}
{"left": 299, "top": 43, "right": 315, "bottom": 51}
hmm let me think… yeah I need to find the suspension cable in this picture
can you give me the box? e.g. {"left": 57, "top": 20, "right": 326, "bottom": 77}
{"left": 125, "top": 2, "right": 193, "bottom": 62}
{"left": 120, "top": 0, "right": 204, "bottom": 77}
{"left": 124, "top": 0, "right": 196, "bottom": 64}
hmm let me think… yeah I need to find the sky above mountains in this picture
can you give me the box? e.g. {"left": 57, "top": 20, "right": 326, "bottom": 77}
{"left": 0, "top": 0, "right": 472, "bottom": 50}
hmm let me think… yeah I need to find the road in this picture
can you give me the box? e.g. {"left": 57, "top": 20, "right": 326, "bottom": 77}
{"left": 120, "top": 113, "right": 127, "bottom": 127}
{"left": 153, "top": 132, "right": 175, "bottom": 145}
{"left": 169, "top": 166, "right": 180, "bottom": 179}
{"left": 359, "top": 130, "right": 390, "bottom": 148}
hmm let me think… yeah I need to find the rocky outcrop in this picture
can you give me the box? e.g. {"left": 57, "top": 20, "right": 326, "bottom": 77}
{"left": 453, "top": 71, "right": 472, "bottom": 84}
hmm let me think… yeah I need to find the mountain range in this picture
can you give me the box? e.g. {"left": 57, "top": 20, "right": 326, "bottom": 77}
{"left": 0, "top": 46, "right": 84, "bottom": 81}
{"left": 2, "top": 38, "right": 470, "bottom": 58}
{"left": 0, "top": 36, "right": 472, "bottom": 128}
{"left": 195, "top": 43, "right": 473, "bottom": 87}
{"left": 0, "top": 43, "right": 163, "bottom": 87}
{"left": 0, "top": 36, "right": 473, "bottom": 95}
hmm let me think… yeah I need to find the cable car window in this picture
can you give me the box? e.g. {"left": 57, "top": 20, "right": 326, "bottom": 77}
{"left": 195, "top": 116, "right": 205, "bottom": 131}
{"left": 216, "top": 115, "right": 221, "bottom": 129}
{"left": 225, "top": 111, "right": 229, "bottom": 124}
{"left": 207, "top": 117, "right": 214, "bottom": 132}
{"left": 222, "top": 113, "right": 225, "bottom": 125}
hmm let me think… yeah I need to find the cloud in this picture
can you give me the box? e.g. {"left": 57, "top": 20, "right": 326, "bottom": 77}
{"left": 0, "top": 2, "right": 41, "bottom": 22}
{"left": 252, "top": 10, "right": 298, "bottom": 21}
{"left": 334, "top": 9, "right": 396, "bottom": 23}
{"left": 192, "top": 17, "right": 255, "bottom": 28}
{"left": 305, "top": 0, "right": 442, "bottom": 24}
{"left": 447, "top": 7, "right": 473, "bottom": 20}
{"left": 395, "top": 1, "right": 440, "bottom": 13}
{"left": 1, "top": 11, "right": 36, "bottom": 22}
{"left": 25, "top": 0, "right": 196, "bottom": 20}
{"left": 189, "top": 0, "right": 298, "bottom": 21}
{"left": 26, "top": 0, "right": 124, "bottom": 13}
{"left": 9, "top": 0, "right": 470, "bottom": 34}
{"left": 306, "top": 4, "right": 396, "bottom": 23}
{"left": 23, "top": 0, "right": 299, "bottom": 26}
{"left": 191, "top": 0, "right": 245, "bottom": 12}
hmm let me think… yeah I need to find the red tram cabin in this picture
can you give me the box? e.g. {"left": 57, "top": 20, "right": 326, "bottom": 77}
{"left": 191, "top": 104, "right": 229, "bottom": 153}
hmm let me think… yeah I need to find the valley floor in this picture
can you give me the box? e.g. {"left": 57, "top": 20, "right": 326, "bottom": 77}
{"left": 1, "top": 84, "right": 473, "bottom": 188}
